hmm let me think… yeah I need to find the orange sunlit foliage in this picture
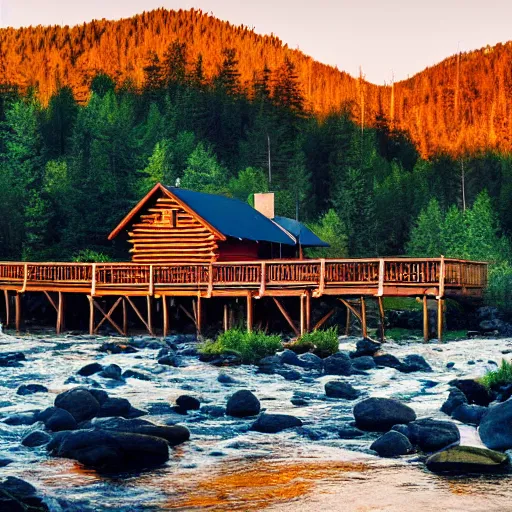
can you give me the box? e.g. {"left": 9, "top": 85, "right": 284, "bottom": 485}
{"left": 1, "top": 8, "right": 511, "bottom": 157}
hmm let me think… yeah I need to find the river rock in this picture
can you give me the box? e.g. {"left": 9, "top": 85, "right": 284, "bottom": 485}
{"left": 441, "top": 387, "right": 468, "bottom": 415}
{"left": 399, "top": 354, "right": 432, "bottom": 373}
{"left": 97, "top": 397, "right": 132, "bottom": 418}
{"left": 176, "top": 395, "right": 200, "bottom": 412}
{"left": 122, "top": 369, "right": 152, "bottom": 381}
{"left": 50, "top": 429, "right": 169, "bottom": 470}
{"left": 0, "top": 476, "right": 49, "bottom": 511}
{"left": 451, "top": 404, "right": 487, "bottom": 426}
{"left": 77, "top": 362, "right": 103, "bottom": 377}
{"left": 426, "top": 446, "right": 509, "bottom": 473}
{"left": 0, "top": 352, "right": 25, "bottom": 367}
{"left": 479, "top": 399, "right": 512, "bottom": 450}
{"left": 99, "top": 364, "right": 123, "bottom": 380}
{"left": 323, "top": 352, "right": 353, "bottom": 375}
{"left": 41, "top": 407, "right": 77, "bottom": 432}
{"left": 90, "top": 417, "right": 190, "bottom": 446}
{"left": 297, "top": 352, "right": 324, "bottom": 370}
{"left": 450, "top": 379, "right": 492, "bottom": 406}
{"left": 217, "top": 372, "right": 238, "bottom": 384}
{"left": 158, "top": 353, "right": 181, "bottom": 367}
{"left": 338, "top": 425, "right": 365, "bottom": 439}
{"left": 54, "top": 388, "right": 101, "bottom": 422}
{"left": 280, "top": 349, "right": 302, "bottom": 366}
{"left": 407, "top": 418, "right": 460, "bottom": 452}
{"left": 201, "top": 405, "right": 225, "bottom": 418}
{"left": 353, "top": 338, "right": 382, "bottom": 357}
{"left": 3, "top": 412, "right": 38, "bottom": 426}
{"left": 276, "top": 368, "right": 302, "bottom": 381}
{"left": 22, "top": 430, "right": 51, "bottom": 447}
{"left": 251, "top": 413, "right": 303, "bottom": 433}
{"left": 0, "top": 456, "right": 13, "bottom": 467}
{"left": 325, "top": 381, "right": 360, "bottom": 400}
{"left": 353, "top": 398, "right": 416, "bottom": 431}
{"left": 373, "top": 353, "right": 402, "bottom": 369}
{"left": 226, "top": 390, "right": 260, "bottom": 418}
{"left": 16, "top": 384, "right": 48, "bottom": 396}
{"left": 88, "top": 389, "right": 109, "bottom": 405}
{"left": 99, "top": 342, "right": 138, "bottom": 354}
{"left": 199, "top": 351, "right": 242, "bottom": 366}
{"left": 351, "top": 356, "right": 376, "bottom": 371}
{"left": 370, "top": 431, "right": 413, "bottom": 457}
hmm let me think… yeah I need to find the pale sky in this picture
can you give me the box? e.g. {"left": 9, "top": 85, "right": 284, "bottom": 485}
{"left": 1, "top": 0, "right": 511, "bottom": 84}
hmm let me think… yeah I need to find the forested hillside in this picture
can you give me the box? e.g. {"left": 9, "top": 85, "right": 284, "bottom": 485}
{"left": 3, "top": 9, "right": 512, "bottom": 156}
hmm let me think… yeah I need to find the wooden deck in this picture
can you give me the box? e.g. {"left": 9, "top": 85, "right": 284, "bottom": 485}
{"left": 0, "top": 257, "right": 488, "bottom": 340}
{"left": 0, "top": 257, "right": 488, "bottom": 298}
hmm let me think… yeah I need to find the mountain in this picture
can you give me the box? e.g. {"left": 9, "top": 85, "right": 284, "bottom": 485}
{"left": 1, "top": 8, "right": 511, "bottom": 157}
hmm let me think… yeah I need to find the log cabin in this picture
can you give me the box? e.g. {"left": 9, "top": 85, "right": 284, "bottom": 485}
{"left": 108, "top": 183, "right": 329, "bottom": 264}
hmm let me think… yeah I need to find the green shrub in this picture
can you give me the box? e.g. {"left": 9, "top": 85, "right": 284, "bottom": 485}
{"left": 294, "top": 327, "right": 339, "bottom": 358}
{"left": 72, "top": 249, "right": 113, "bottom": 263}
{"left": 479, "top": 359, "right": 512, "bottom": 390}
{"left": 199, "top": 329, "right": 282, "bottom": 364}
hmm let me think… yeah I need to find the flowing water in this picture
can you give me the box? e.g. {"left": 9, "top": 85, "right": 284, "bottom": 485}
{"left": 1, "top": 331, "right": 512, "bottom": 511}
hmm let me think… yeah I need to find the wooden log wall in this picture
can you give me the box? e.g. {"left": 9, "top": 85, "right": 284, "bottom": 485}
{"left": 128, "top": 196, "right": 219, "bottom": 264}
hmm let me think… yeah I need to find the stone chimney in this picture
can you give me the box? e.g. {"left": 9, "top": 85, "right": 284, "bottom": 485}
{"left": 254, "top": 193, "right": 275, "bottom": 219}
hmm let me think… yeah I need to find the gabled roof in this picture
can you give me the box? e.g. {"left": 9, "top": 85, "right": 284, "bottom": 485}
{"left": 108, "top": 183, "right": 296, "bottom": 245}
{"left": 272, "top": 216, "right": 330, "bottom": 247}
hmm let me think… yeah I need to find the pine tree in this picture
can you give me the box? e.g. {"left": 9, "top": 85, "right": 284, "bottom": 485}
{"left": 228, "top": 167, "right": 268, "bottom": 202}
{"left": 306, "top": 209, "right": 348, "bottom": 258}
{"left": 181, "top": 142, "right": 227, "bottom": 193}
{"left": 406, "top": 198, "right": 444, "bottom": 257}
{"left": 215, "top": 48, "right": 241, "bottom": 96}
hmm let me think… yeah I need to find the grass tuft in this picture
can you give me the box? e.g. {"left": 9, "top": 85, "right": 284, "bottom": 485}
{"left": 479, "top": 359, "right": 512, "bottom": 390}
{"left": 289, "top": 327, "right": 339, "bottom": 358}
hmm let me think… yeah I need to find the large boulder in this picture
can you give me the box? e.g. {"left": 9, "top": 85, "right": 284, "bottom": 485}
{"left": 323, "top": 352, "right": 353, "bottom": 376}
{"left": 352, "top": 338, "right": 382, "bottom": 357}
{"left": 325, "top": 381, "right": 360, "bottom": 400}
{"left": 97, "top": 398, "right": 132, "bottom": 418}
{"left": 280, "top": 349, "right": 302, "bottom": 366}
{"left": 399, "top": 354, "right": 432, "bottom": 373}
{"left": 77, "top": 363, "right": 103, "bottom": 377}
{"left": 49, "top": 429, "right": 169, "bottom": 470}
{"left": 338, "top": 425, "right": 365, "bottom": 439}
{"left": 91, "top": 417, "right": 190, "bottom": 446}
{"left": 297, "top": 352, "right": 324, "bottom": 370}
{"left": 426, "top": 446, "right": 508, "bottom": 473}
{"left": 370, "top": 431, "right": 413, "bottom": 457}
{"left": 451, "top": 404, "right": 487, "bottom": 426}
{"left": 176, "top": 395, "right": 201, "bottom": 412}
{"left": 41, "top": 407, "right": 77, "bottom": 432}
{"left": 226, "top": 390, "right": 260, "bottom": 418}
{"left": 353, "top": 398, "right": 416, "bottom": 431}
{"left": 99, "top": 364, "right": 123, "bottom": 380}
{"left": 251, "top": 413, "right": 302, "bottom": 433}
{"left": 22, "top": 430, "right": 51, "bottom": 447}
{"left": 0, "top": 476, "right": 49, "bottom": 511}
{"left": 407, "top": 419, "right": 460, "bottom": 452}
{"left": 351, "top": 356, "right": 376, "bottom": 371}
{"left": 54, "top": 388, "right": 100, "bottom": 422}
{"left": 441, "top": 388, "right": 468, "bottom": 415}
{"left": 450, "top": 379, "right": 492, "bottom": 406}
{"left": 3, "top": 412, "right": 38, "bottom": 426}
{"left": 479, "top": 399, "right": 512, "bottom": 450}
{"left": 373, "top": 354, "right": 402, "bottom": 369}
{"left": 16, "top": 384, "right": 48, "bottom": 396}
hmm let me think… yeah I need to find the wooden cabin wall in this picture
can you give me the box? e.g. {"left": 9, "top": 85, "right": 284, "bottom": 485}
{"left": 216, "top": 239, "right": 259, "bottom": 262}
{"left": 128, "top": 195, "right": 219, "bottom": 264}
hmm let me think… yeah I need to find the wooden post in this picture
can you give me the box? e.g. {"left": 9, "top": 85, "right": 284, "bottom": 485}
{"left": 56, "top": 291, "right": 64, "bottom": 335}
{"left": 273, "top": 297, "right": 300, "bottom": 337}
{"left": 437, "top": 298, "right": 444, "bottom": 342}
{"left": 305, "top": 290, "right": 311, "bottom": 333}
{"left": 377, "top": 296, "right": 385, "bottom": 342}
{"left": 4, "top": 290, "right": 9, "bottom": 327}
{"left": 88, "top": 295, "right": 94, "bottom": 335}
{"left": 423, "top": 296, "right": 429, "bottom": 342}
{"left": 360, "top": 297, "right": 367, "bottom": 338}
{"left": 345, "top": 306, "right": 351, "bottom": 336}
{"left": 146, "top": 296, "right": 153, "bottom": 336}
{"left": 196, "top": 295, "right": 202, "bottom": 336}
{"left": 223, "top": 303, "right": 229, "bottom": 332}
{"left": 162, "top": 296, "right": 168, "bottom": 338}
{"left": 300, "top": 294, "right": 305, "bottom": 335}
{"left": 247, "top": 293, "right": 253, "bottom": 333}
{"left": 123, "top": 297, "right": 128, "bottom": 336}
{"left": 15, "top": 293, "right": 21, "bottom": 333}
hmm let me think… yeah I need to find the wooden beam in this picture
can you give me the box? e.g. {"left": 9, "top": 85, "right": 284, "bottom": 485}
{"left": 273, "top": 297, "right": 300, "bottom": 337}
{"left": 123, "top": 297, "right": 128, "bottom": 336}
{"left": 4, "top": 290, "right": 9, "bottom": 328}
{"left": 15, "top": 293, "right": 21, "bottom": 332}
{"left": 125, "top": 296, "right": 151, "bottom": 333}
{"left": 305, "top": 290, "right": 311, "bottom": 333}
{"left": 423, "top": 296, "right": 429, "bottom": 342}
{"left": 338, "top": 299, "right": 362, "bottom": 324}
{"left": 88, "top": 295, "right": 94, "bottom": 335}
{"left": 313, "top": 308, "right": 335, "bottom": 331}
{"left": 361, "top": 297, "right": 367, "bottom": 338}
{"left": 179, "top": 303, "right": 197, "bottom": 329}
{"left": 43, "top": 291, "right": 58, "bottom": 313}
{"left": 196, "top": 296, "right": 202, "bottom": 336}
{"left": 437, "top": 298, "right": 444, "bottom": 342}
{"left": 247, "top": 293, "right": 253, "bottom": 333}
{"left": 57, "top": 291, "right": 64, "bottom": 334}
{"left": 223, "top": 303, "right": 229, "bottom": 332}
{"left": 147, "top": 296, "right": 153, "bottom": 336}
{"left": 93, "top": 297, "right": 124, "bottom": 335}
{"left": 300, "top": 294, "right": 305, "bottom": 335}
{"left": 345, "top": 306, "right": 351, "bottom": 336}
{"left": 377, "top": 296, "right": 385, "bottom": 342}
{"left": 162, "top": 296, "right": 168, "bottom": 337}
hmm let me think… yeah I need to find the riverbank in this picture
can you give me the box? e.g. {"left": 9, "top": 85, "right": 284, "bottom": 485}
{"left": 1, "top": 331, "right": 512, "bottom": 511}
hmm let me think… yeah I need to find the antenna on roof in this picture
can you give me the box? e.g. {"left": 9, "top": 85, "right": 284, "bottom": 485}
{"left": 175, "top": 178, "right": 181, "bottom": 188}
{"left": 267, "top": 134, "right": 272, "bottom": 188}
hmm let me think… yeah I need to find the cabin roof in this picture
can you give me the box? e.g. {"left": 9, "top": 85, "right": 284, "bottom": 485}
{"left": 167, "top": 187, "right": 296, "bottom": 245}
{"left": 272, "top": 216, "right": 330, "bottom": 247}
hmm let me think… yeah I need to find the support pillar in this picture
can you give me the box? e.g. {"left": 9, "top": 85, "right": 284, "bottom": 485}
{"left": 299, "top": 294, "right": 305, "bottom": 335}
{"left": 223, "top": 304, "right": 229, "bottom": 332}
{"left": 146, "top": 296, "right": 153, "bottom": 336}
{"left": 15, "top": 293, "right": 22, "bottom": 333}
{"left": 423, "top": 296, "right": 429, "bottom": 342}
{"left": 88, "top": 295, "right": 94, "bottom": 335}
{"left": 162, "top": 296, "right": 168, "bottom": 338}
{"left": 247, "top": 293, "right": 253, "bottom": 333}
{"left": 4, "top": 290, "right": 9, "bottom": 328}
{"left": 377, "top": 296, "right": 385, "bottom": 342}
{"left": 196, "top": 296, "right": 202, "bottom": 336}
{"left": 305, "top": 290, "right": 311, "bottom": 333}
{"left": 360, "top": 297, "right": 367, "bottom": 338}
{"left": 56, "top": 291, "right": 65, "bottom": 335}
{"left": 437, "top": 298, "right": 444, "bottom": 342}
{"left": 345, "top": 306, "right": 351, "bottom": 336}
{"left": 123, "top": 297, "right": 128, "bottom": 336}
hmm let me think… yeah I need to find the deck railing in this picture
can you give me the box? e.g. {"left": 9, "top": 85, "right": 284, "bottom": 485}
{"left": 0, "top": 257, "right": 488, "bottom": 296}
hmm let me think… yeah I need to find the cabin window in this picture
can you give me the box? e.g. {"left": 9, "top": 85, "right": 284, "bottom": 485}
{"left": 171, "top": 209, "right": 178, "bottom": 228}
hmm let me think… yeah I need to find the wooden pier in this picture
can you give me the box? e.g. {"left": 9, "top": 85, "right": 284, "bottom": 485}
{"left": 0, "top": 257, "right": 487, "bottom": 341}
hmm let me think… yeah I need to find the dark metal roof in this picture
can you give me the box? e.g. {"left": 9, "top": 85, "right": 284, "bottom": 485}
{"left": 272, "top": 216, "right": 330, "bottom": 247}
{"left": 167, "top": 187, "right": 296, "bottom": 245}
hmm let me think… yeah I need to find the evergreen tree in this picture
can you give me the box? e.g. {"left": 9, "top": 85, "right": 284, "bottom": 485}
{"left": 306, "top": 209, "right": 348, "bottom": 258}
{"left": 406, "top": 198, "right": 444, "bottom": 257}
{"left": 181, "top": 142, "right": 227, "bottom": 193}
{"left": 228, "top": 167, "right": 268, "bottom": 202}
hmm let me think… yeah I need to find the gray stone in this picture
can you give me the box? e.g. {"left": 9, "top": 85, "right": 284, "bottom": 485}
{"left": 226, "top": 390, "right": 260, "bottom": 418}
{"left": 370, "top": 431, "right": 413, "bottom": 457}
{"left": 451, "top": 404, "right": 487, "bottom": 426}
{"left": 353, "top": 397, "right": 416, "bottom": 431}
{"left": 54, "top": 388, "right": 101, "bottom": 422}
{"left": 479, "top": 399, "right": 512, "bottom": 450}
{"left": 325, "top": 380, "right": 360, "bottom": 400}
{"left": 251, "top": 413, "right": 303, "bottom": 433}
{"left": 426, "top": 445, "right": 508, "bottom": 473}
{"left": 441, "top": 388, "right": 468, "bottom": 415}
{"left": 16, "top": 384, "right": 48, "bottom": 396}
{"left": 99, "top": 364, "right": 123, "bottom": 380}
{"left": 77, "top": 363, "right": 103, "bottom": 377}
{"left": 407, "top": 418, "right": 460, "bottom": 452}
{"left": 351, "top": 356, "right": 376, "bottom": 371}
{"left": 323, "top": 351, "right": 353, "bottom": 375}
{"left": 22, "top": 430, "right": 51, "bottom": 447}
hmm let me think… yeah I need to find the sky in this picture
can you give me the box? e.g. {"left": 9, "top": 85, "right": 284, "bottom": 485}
{"left": 1, "top": 0, "right": 512, "bottom": 84}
